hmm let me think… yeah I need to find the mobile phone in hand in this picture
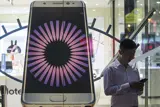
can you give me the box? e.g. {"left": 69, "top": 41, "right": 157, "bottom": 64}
{"left": 140, "top": 78, "right": 148, "bottom": 83}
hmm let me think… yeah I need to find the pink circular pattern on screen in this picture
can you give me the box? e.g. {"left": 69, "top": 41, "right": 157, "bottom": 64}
{"left": 27, "top": 20, "right": 89, "bottom": 87}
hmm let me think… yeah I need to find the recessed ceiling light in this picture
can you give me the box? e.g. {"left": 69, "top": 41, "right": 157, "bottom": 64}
{"left": 96, "top": 4, "right": 99, "bottom": 6}
{"left": 128, "top": 24, "right": 131, "bottom": 27}
{"left": 118, "top": 4, "right": 120, "bottom": 6}
{"left": 148, "top": 18, "right": 151, "bottom": 22}
{"left": 140, "top": 4, "right": 143, "bottom": 6}
{"left": 92, "top": 9, "right": 96, "bottom": 12}
{"left": 137, "top": 1, "right": 139, "bottom": 2}
{"left": 138, "top": 18, "right": 142, "bottom": 21}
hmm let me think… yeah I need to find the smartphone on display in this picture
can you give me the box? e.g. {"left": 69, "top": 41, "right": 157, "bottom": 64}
{"left": 21, "top": 1, "right": 95, "bottom": 106}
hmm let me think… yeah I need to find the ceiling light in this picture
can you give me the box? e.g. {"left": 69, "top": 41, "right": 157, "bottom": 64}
{"left": 96, "top": 4, "right": 99, "bottom": 6}
{"left": 140, "top": 4, "right": 143, "bottom": 6}
{"left": 118, "top": 4, "right": 120, "bottom": 6}
{"left": 157, "top": 1, "right": 160, "bottom": 4}
{"left": 154, "top": 12, "right": 156, "bottom": 14}
{"left": 138, "top": 18, "right": 142, "bottom": 21}
{"left": 128, "top": 24, "right": 131, "bottom": 27}
{"left": 137, "top": 1, "right": 139, "bottom": 2}
{"left": 92, "top": 9, "right": 96, "bottom": 12}
{"left": 148, "top": 18, "right": 151, "bottom": 21}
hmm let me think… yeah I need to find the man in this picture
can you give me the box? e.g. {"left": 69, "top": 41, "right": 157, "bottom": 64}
{"left": 103, "top": 39, "right": 144, "bottom": 107}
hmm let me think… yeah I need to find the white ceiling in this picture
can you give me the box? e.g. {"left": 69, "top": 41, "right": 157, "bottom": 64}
{"left": 0, "top": 0, "right": 110, "bottom": 14}
{"left": 0, "top": 0, "right": 146, "bottom": 14}
{"left": 0, "top": 0, "right": 109, "bottom": 7}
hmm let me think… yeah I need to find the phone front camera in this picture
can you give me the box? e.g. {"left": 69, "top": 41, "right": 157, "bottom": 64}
{"left": 43, "top": 2, "right": 46, "bottom": 5}
{"left": 66, "top": 2, "right": 70, "bottom": 5}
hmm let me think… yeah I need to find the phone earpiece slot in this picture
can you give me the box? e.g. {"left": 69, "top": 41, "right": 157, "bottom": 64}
{"left": 53, "top": 2, "right": 63, "bottom": 4}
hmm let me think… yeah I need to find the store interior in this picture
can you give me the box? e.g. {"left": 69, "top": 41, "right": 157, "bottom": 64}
{"left": 0, "top": 0, "right": 160, "bottom": 107}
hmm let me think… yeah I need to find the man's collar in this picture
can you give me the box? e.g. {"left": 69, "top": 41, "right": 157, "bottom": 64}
{"left": 114, "top": 59, "right": 131, "bottom": 68}
{"left": 114, "top": 59, "right": 122, "bottom": 67}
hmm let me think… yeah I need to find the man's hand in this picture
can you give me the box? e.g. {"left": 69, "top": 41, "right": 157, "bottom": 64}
{"left": 129, "top": 81, "right": 144, "bottom": 91}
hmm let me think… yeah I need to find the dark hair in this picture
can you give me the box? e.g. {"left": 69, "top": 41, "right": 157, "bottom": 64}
{"left": 120, "top": 39, "right": 137, "bottom": 50}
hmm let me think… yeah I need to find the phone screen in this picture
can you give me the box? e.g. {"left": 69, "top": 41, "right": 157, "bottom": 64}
{"left": 24, "top": 6, "right": 92, "bottom": 93}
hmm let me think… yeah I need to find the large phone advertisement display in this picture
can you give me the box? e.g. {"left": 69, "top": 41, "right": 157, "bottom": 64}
{"left": 0, "top": 2, "right": 106, "bottom": 107}
{"left": 21, "top": 1, "right": 96, "bottom": 106}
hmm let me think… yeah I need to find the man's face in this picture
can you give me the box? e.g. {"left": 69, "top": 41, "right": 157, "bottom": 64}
{"left": 119, "top": 48, "right": 136, "bottom": 63}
